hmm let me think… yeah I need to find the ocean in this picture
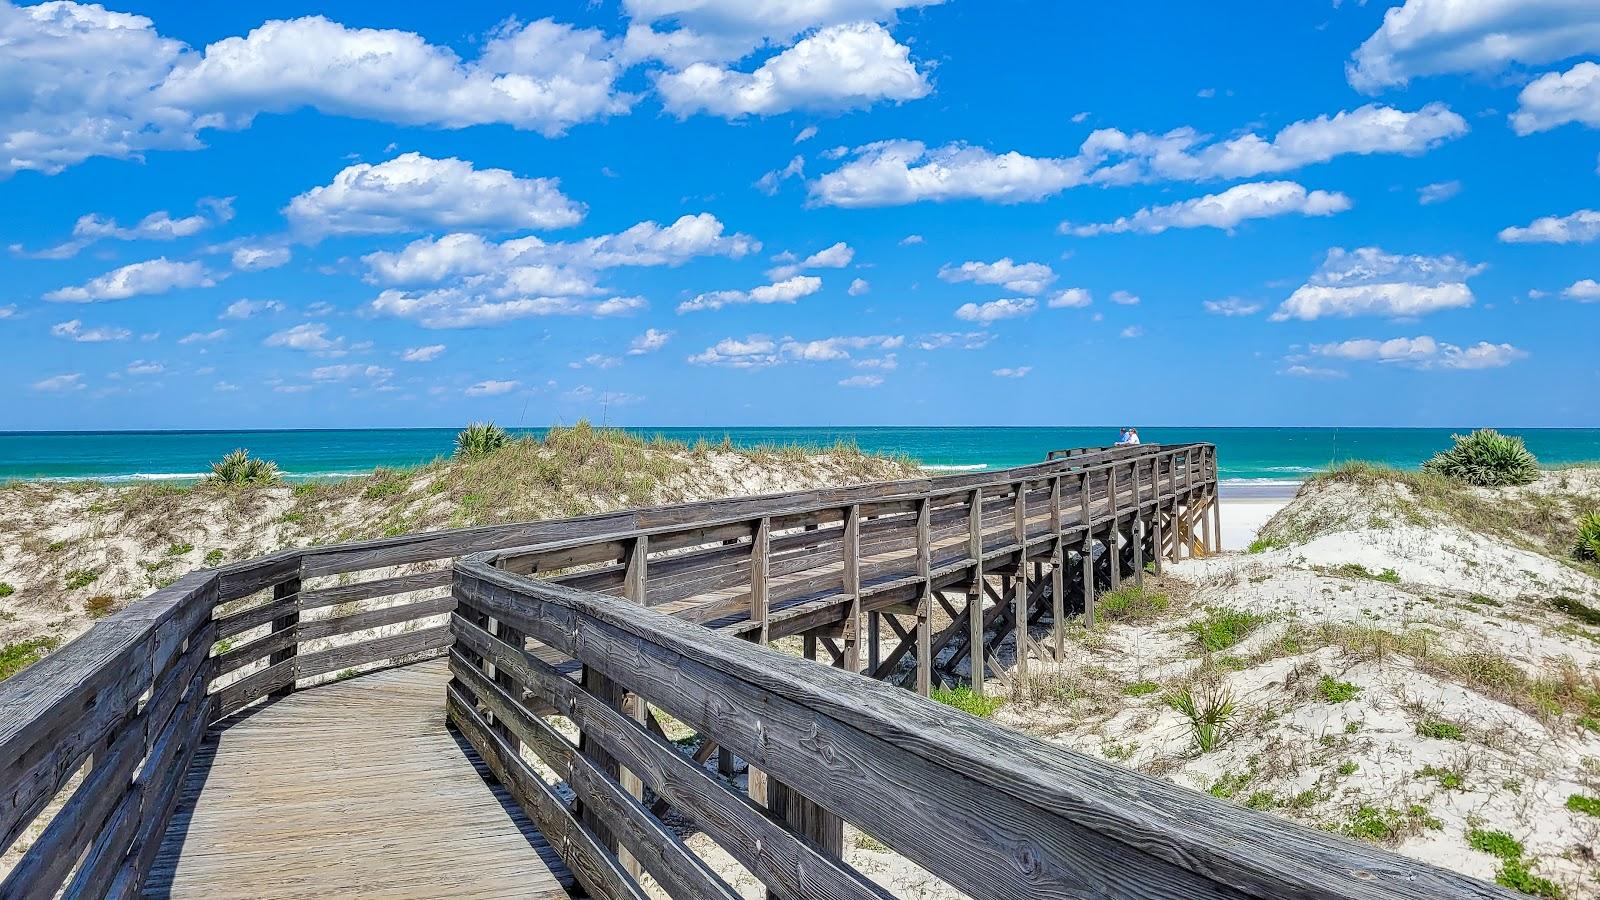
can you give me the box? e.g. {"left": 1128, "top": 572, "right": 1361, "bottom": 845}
{"left": 2, "top": 427, "right": 1598, "bottom": 488}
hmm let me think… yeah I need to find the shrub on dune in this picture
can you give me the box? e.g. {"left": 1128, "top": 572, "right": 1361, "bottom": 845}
{"left": 1576, "top": 511, "right": 1600, "bottom": 562}
{"left": 204, "top": 449, "right": 282, "bottom": 487}
{"left": 1421, "top": 429, "right": 1539, "bottom": 487}
{"left": 455, "top": 422, "right": 511, "bottom": 459}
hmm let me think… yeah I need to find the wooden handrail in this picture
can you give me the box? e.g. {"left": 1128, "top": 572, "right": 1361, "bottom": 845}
{"left": 449, "top": 556, "right": 1509, "bottom": 900}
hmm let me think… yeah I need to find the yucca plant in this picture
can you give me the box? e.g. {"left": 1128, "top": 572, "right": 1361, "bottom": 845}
{"left": 1420, "top": 429, "right": 1540, "bottom": 487}
{"left": 204, "top": 449, "right": 282, "bottom": 486}
{"left": 1167, "top": 682, "right": 1237, "bottom": 753}
{"left": 1576, "top": 512, "right": 1600, "bottom": 562}
{"left": 455, "top": 421, "right": 511, "bottom": 458}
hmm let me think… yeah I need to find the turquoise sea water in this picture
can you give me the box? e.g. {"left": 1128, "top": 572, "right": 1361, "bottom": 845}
{"left": 2, "top": 427, "right": 1598, "bottom": 485}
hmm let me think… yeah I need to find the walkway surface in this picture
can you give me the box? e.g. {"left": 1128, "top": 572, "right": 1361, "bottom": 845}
{"left": 143, "top": 660, "right": 571, "bottom": 899}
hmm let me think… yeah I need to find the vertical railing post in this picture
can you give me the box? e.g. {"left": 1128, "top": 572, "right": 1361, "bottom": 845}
{"left": 1106, "top": 464, "right": 1121, "bottom": 591}
{"left": 267, "top": 575, "right": 300, "bottom": 698}
{"left": 750, "top": 517, "right": 770, "bottom": 645}
{"left": 842, "top": 505, "right": 861, "bottom": 674}
{"left": 967, "top": 486, "right": 985, "bottom": 695}
{"left": 616, "top": 535, "right": 649, "bottom": 877}
{"left": 1011, "top": 480, "right": 1029, "bottom": 686}
{"left": 915, "top": 497, "right": 932, "bottom": 697}
{"left": 1079, "top": 470, "right": 1095, "bottom": 627}
{"left": 1048, "top": 475, "right": 1064, "bottom": 662}
{"left": 1151, "top": 455, "right": 1165, "bottom": 575}
{"left": 1132, "top": 461, "right": 1145, "bottom": 588}
{"left": 1210, "top": 446, "right": 1223, "bottom": 554}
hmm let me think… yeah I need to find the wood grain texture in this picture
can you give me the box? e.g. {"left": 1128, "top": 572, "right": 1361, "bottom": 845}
{"left": 142, "top": 661, "right": 570, "bottom": 900}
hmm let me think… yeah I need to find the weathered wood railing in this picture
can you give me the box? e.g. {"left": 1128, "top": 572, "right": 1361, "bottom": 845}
{"left": 448, "top": 555, "right": 1507, "bottom": 899}
{"left": 0, "top": 442, "right": 1268, "bottom": 897}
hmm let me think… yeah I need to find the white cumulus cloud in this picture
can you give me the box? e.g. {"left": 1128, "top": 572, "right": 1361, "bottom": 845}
{"left": 654, "top": 22, "right": 930, "bottom": 118}
{"left": 370, "top": 289, "right": 645, "bottom": 329}
{"left": 1513, "top": 61, "right": 1600, "bottom": 134}
{"left": 1064, "top": 181, "right": 1350, "bottom": 236}
{"left": 45, "top": 257, "right": 217, "bottom": 302}
{"left": 33, "top": 373, "right": 85, "bottom": 392}
{"left": 465, "top": 379, "right": 519, "bottom": 397}
{"left": 1272, "top": 247, "right": 1484, "bottom": 322}
{"left": 628, "top": 328, "right": 673, "bottom": 354}
{"left": 232, "top": 245, "right": 291, "bottom": 270}
{"left": 1499, "top": 209, "right": 1600, "bottom": 244}
{"left": 938, "top": 258, "right": 1055, "bottom": 295}
{"left": 809, "top": 104, "right": 1464, "bottom": 207}
{"left": 991, "top": 366, "right": 1031, "bottom": 378}
{"left": 286, "top": 153, "right": 585, "bottom": 239}
{"left": 954, "top": 297, "right": 1036, "bottom": 325}
{"left": 1203, "top": 297, "right": 1261, "bottom": 317}
{"left": 1347, "top": 0, "right": 1600, "bottom": 92}
{"left": 678, "top": 274, "right": 822, "bottom": 312}
{"left": 1313, "top": 335, "right": 1526, "bottom": 370}
{"left": 401, "top": 344, "right": 446, "bottom": 362}
{"left": 1563, "top": 278, "right": 1600, "bottom": 301}
{"left": 767, "top": 241, "right": 853, "bottom": 279}
{"left": 50, "top": 319, "right": 130, "bottom": 342}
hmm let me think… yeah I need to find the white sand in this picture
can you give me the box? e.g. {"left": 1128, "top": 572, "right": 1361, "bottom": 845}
{"left": 1219, "top": 498, "right": 1291, "bottom": 551}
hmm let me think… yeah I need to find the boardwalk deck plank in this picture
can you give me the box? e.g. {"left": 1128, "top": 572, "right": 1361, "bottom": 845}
{"left": 142, "top": 661, "right": 570, "bottom": 900}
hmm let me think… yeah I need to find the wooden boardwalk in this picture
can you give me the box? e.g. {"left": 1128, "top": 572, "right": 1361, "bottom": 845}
{"left": 141, "top": 661, "right": 570, "bottom": 899}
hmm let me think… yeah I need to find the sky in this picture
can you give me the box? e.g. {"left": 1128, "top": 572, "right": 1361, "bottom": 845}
{"left": 1, "top": 0, "right": 1598, "bottom": 430}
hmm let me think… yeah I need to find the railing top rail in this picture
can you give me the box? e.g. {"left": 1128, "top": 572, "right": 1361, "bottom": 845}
{"left": 452, "top": 557, "right": 1506, "bottom": 900}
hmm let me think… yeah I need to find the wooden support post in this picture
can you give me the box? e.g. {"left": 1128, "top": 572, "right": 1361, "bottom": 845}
{"left": 915, "top": 496, "right": 932, "bottom": 697}
{"left": 1212, "top": 483, "right": 1223, "bottom": 554}
{"left": 1079, "top": 471, "right": 1096, "bottom": 626}
{"left": 1106, "top": 466, "right": 1121, "bottom": 590}
{"left": 750, "top": 517, "right": 770, "bottom": 644}
{"left": 267, "top": 576, "right": 300, "bottom": 698}
{"left": 968, "top": 486, "right": 985, "bottom": 696}
{"left": 1200, "top": 491, "right": 1213, "bottom": 557}
{"left": 867, "top": 612, "right": 881, "bottom": 677}
{"left": 1012, "top": 482, "right": 1029, "bottom": 684}
{"left": 617, "top": 534, "right": 649, "bottom": 877}
{"left": 1049, "top": 476, "right": 1065, "bottom": 662}
{"left": 1132, "top": 463, "right": 1145, "bottom": 588}
{"left": 842, "top": 504, "right": 861, "bottom": 674}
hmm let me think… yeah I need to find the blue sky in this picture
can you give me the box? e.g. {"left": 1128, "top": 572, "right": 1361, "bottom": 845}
{"left": 2, "top": 0, "right": 1597, "bottom": 430}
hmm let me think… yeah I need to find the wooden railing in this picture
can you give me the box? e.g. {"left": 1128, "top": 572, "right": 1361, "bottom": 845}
{"left": 448, "top": 547, "right": 1507, "bottom": 899}
{"left": 4, "top": 440, "right": 1431, "bottom": 899}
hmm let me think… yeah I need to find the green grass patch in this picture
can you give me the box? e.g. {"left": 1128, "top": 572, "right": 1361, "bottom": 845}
{"left": 1246, "top": 536, "right": 1285, "bottom": 553}
{"left": 83, "top": 594, "right": 116, "bottom": 618}
{"left": 362, "top": 467, "right": 411, "bottom": 500}
{"left": 1188, "top": 607, "right": 1268, "bottom": 652}
{"left": 1317, "top": 675, "right": 1361, "bottom": 703}
{"left": 1097, "top": 584, "right": 1169, "bottom": 622}
{"left": 1123, "top": 679, "right": 1161, "bottom": 697}
{"left": 1332, "top": 563, "right": 1401, "bottom": 584}
{"left": 1, "top": 637, "right": 61, "bottom": 681}
{"left": 1497, "top": 859, "right": 1562, "bottom": 898}
{"left": 1467, "top": 829, "right": 1523, "bottom": 861}
{"left": 1416, "top": 718, "right": 1465, "bottom": 741}
{"left": 64, "top": 568, "right": 99, "bottom": 590}
{"left": 204, "top": 549, "right": 225, "bottom": 566}
{"left": 1339, "top": 804, "right": 1441, "bottom": 844}
{"left": 1166, "top": 682, "right": 1237, "bottom": 752}
{"left": 1567, "top": 793, "right": 1600, "bottom": 817}
{"left": 165, "top": 542, "right": 193, "bottom": 556}
{"left": 1416, "top": 764, "right": 1465, "bottom": 790}
{"left": 0, "top": 582, "right": 12, "bottom": 598}
{"left": 1207, "top": 771, "right": 1252, "bottom": 799}
{"left": 931, "top": 685, "right": 1005, "bottom": 718}
{"left": 1336, "top": 761, "right": 1358, "bottom": 776}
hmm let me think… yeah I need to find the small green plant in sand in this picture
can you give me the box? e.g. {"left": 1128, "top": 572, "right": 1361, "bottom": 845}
{"left": 1416, "top": 718, "right": 1465, "bottom": 741}
{"left": 1317, "top": 675, "right": 1361, "bottom": 703}
{"left": 1123, "top": 679, "right": 1161, "bottom": 697}
{"left": 1097, "top": 584, "right": 1169, "bottom": 622}
{"left": 455, "top": 422, "right": 511, "bottom": 459}
{"left": 1188, "top": 607, "right": 1267, "bottom": 652}
{"left": 1421, "top": 428, "right": 1540, "bottom": 487}
{"left": 1416, "top": 764, "right": 1465, "bottom": 790}
{"left": 166, "top": 541, "right": 193, "bottom": 556}
{"left": 1551, "top": 595, "right": 1600, "bottom": 626}
{"left": 1468, "top": 828, "right": 1561, "bottom": 897}
{"left": 204, "top": 449, "right": 282, "bottom": 487}
{"left": 363, "top": 468, "right": 411, "bottom": 500}
{"left": 1332, "top": 562, "right": 1401, "bottom": 584}
{"left": 1246, "top": 536, "right": 1285, "bottom": 553}
{"left": 930, "top": 685, "right": 1005, "bottom": 718}
{"left": 1340, "top": 804, "right": 1441, "bottom": 844}
{"left": 0, "top": 582, "right": 12, "bottom": 598}
{"left": 64, "top": 568, "right": 98, "bottom": 590}
{"left": 83, "top": 595, "right": 116, "bottom": 618}
{"left": 203, "top": 549, "right": 224, "bottom": 566}
{"left": 1568, "top": 793, "right": 1600, "bottom": 817}
{"left": 1167, "top": 681, "right": 1237, "bottom": 752}
{"left": 1, "top": 637, "right": 60, "bottom": 681}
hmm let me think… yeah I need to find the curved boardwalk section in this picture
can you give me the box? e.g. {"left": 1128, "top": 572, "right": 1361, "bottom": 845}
{"left": 141, "top": 661, "right": 569, "bottom": 899}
